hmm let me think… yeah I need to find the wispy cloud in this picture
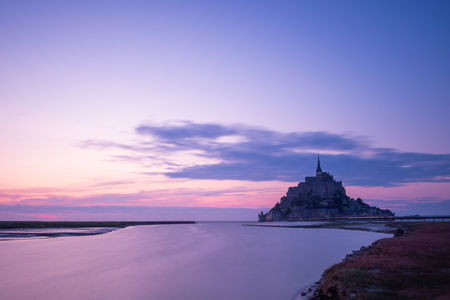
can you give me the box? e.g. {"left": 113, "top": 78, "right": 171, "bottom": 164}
{"left": 90, "top": 180, "right": 137, "bottom": 188}
{"left": 80, "top": 121, "right": 450, "bottom": 187}
{"left": 0, "top": 185, "right": 280, "bottom": 209}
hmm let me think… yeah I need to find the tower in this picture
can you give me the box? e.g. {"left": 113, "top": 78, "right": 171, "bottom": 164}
{"left": 316, "top": 153, "right": 322, "bottom": 177}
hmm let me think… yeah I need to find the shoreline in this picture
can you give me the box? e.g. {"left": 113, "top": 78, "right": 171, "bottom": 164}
{"left": 243, "top": 221, "right": 400, "bottom": 235}
{"left": 0, "top": 221, "right": 196, "bottom": 240}
{"left": 245, "top": 221, "right": 398, "bottom": 300}
{"left": 248, "top": 221, "right": 442, "bottom": 300}
{"left": 281, "top": 221, "right": 398, "bottom": 300}
{"left": 308, "top": 221, "right": 450, "bottom": 300}
{"left": 292, "top": 282, "right": 321, "bottom": 300}
{"left": 0, "top": 227, "right": 120, "bottom": 240}
{"left": 0, "top": 220, "right": 196, "bottom": 229}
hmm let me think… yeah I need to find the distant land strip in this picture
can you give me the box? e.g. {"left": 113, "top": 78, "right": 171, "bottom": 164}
{"left": 300, "top": 215, "right": 450, "bottom": 221}
{"left": 0, "top": 221, "right": 196, "bottom": 229}
{"left": 243, "top": 222, "right": 397, "bottom": 234}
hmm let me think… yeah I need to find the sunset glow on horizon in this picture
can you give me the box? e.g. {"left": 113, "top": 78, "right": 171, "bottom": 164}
{"left": 1, "top": 1, "right": 449, "bottom": 220}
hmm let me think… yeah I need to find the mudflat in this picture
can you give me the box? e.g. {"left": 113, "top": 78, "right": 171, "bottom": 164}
{"left": 0, "top": 221, "right": 195, "bottom": 229}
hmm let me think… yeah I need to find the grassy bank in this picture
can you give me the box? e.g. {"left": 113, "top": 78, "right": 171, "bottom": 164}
{"left": 315, "top": 222, "right": 450, "bottom": 300}
{"left": 0, "top": 221, "right": 195, "bottom": 229}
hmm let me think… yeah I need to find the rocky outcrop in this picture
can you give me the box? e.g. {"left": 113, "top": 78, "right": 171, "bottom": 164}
{"left": 259, "top": 159, "right": 394, "bottom": 222}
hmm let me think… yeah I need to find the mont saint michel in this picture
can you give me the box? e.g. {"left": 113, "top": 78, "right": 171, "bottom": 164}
{"left": 259, "top": 156, "right": 394, "bottom": 221}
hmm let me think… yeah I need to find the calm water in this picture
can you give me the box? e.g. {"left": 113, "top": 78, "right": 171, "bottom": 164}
{"left": 0, "top": 222, "right": 389, "bottom": 300}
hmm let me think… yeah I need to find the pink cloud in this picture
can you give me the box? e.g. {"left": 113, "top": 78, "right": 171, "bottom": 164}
{"left": 0, "top": 183, "right": 285, "bottom": 209}
{"left": 22, "top": 213, "right": 57, "bottom": 219}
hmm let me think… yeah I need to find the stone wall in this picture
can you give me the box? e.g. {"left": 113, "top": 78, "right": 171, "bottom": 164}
{"left": 297, "top": 180, "right": 346, "bottom": 201}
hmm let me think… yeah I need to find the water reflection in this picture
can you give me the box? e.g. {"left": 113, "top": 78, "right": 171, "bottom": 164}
{"left": 0, "top": 222, "right": 389, "bottom": 300}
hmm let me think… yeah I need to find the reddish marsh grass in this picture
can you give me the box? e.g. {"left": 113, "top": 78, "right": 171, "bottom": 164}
{"left": 319, "top": 222, "right": 450, "bottom": 300}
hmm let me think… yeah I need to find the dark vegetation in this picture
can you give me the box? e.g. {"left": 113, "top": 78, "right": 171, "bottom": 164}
{"left": 316, "top": 222, "right": 450, "bottom": 300}
{"left": 0, "top": 221, "right": 195, "bottom": 229}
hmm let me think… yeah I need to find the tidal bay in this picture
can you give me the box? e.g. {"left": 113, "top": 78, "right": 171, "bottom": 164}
{"left": 0, "top": 222, "right": 388, "bottom": 300}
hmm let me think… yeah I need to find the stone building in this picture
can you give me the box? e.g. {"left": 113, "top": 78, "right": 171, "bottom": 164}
{"left": 283, "top": 155, "right": 346, "bottom": 206}
{"left": 258, "top": 155, "right": 394, "bottom": 221}
{"left": 265, "top": 210, "right": 282, "bottom": 221}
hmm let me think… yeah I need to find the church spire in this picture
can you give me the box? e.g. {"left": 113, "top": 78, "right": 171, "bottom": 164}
{"left": 316, "top": 152, "right": 322, "bottom": 174}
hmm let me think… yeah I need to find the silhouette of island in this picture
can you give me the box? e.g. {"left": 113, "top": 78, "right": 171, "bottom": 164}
{"left": 259, "top": 155, "right": 394, "bottom": 221}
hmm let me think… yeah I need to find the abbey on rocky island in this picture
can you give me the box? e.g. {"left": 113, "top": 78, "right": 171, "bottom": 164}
{"left": 259, "top": 155, "right": 394, "bottom": 222}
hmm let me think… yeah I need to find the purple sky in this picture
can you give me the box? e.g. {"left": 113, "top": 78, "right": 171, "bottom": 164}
{"left": 1, "top": 1, "right": 449, "bottom": 220}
